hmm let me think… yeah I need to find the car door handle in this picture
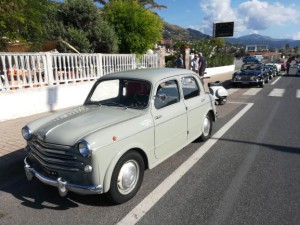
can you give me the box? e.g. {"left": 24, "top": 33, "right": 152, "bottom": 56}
{"left": 201, "top": 98, "right": 205, "bottom": 102}
{"left": 155, "top": 115, "right": 162, "bottom": 120}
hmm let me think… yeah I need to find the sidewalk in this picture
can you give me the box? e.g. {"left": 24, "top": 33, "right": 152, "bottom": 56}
{"left": 0, "top": 71, "right": 233, "bottom": 173}
{"left": 0, "top": 111, "right": 56, "bottom": 173}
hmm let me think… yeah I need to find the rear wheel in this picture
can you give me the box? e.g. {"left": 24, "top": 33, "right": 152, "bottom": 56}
{"left": 108, "top": 151, "right": 144, "bottom": 204}
{"left": 199, "top": 113, "right": 212, "bottom": 141}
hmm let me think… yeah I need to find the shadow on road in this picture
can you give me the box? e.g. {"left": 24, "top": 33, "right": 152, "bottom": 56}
{"left": 217, "top": 137, "right": 300, "bottom": 155}
{"left": 0, "top": 149, "right": 116, "bottom": 210}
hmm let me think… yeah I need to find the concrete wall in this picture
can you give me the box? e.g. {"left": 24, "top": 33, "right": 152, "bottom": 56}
{"left": 0, "top": 82, "right": 94, "bottom": 122}
{"left": 0, "top": 65, "right": 235, "bottom": 122}
{"left": 205, "top": 64, "right": 235, "bottom": 77}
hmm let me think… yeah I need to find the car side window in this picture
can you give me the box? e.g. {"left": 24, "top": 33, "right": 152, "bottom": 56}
{"left": 154, "top": 80, "right": 180, "bottom": 109}
{"left": 181, "top": 76, "right": 200, "bottom": 100}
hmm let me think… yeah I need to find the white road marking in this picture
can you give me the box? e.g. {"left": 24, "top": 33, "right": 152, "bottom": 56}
{"left": 268, "top": 88, "right": 285, "bottom": 97}
{"left": 117, "top": 102, "right": 254, "bottom": 225}
{"left": 243, "top": 88, "right": 262, "bottom": 96}
{"left": 297, "top": 90, "right": 300, "bottom": 98}
{"left": 227, "top": 88, "right": 239, "bottom": 95}
{"left": 271, "top": 76, "right": 281, "bottom": 85}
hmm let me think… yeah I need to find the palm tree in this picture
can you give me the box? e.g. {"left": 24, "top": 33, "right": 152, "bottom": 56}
{"left": 93, "top": 0, "right": 167, "bottom": 9}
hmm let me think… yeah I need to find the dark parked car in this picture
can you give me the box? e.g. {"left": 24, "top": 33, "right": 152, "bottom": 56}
{"left": 242, "top": 56, "right": 259, "bottom": 63}
{"left": 264, "top": 64, "right": 278, "bottom": 77}
{"left": 232, "top": 63, "right": 269, "bottom": 88}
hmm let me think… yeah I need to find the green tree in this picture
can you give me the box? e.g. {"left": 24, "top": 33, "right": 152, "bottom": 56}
{"left": 0, "top": 0, "right": 48, "bottom": 50}
{"left": 94, "top": 0, "right": 166, "bottom": 9}
{"left": 104, "top": 0, "right": 163, "bottom": 54}
{"left": 210, "top": 38, "right": 225, "bottom": 51}
{"left": 46, "top": 0, "right": 118, "bottom": 53}
{"left": 285, "top": 43, "right": 290, "bottom": 51}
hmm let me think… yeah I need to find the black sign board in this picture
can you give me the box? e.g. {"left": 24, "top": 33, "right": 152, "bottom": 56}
{"left": 213, "top": 22, "right": 234, "bottom": 37}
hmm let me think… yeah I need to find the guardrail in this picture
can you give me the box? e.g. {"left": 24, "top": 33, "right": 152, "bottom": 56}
{"left": 0, "top": 53, "right": 158, "bottom": 91}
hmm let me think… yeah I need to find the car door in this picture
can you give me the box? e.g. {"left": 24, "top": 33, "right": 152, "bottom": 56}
{"left": 151, "top": 78, "right": 187, "bottom": 159}
{"left": 180, "top": 75, "right": 210, "bottom": 142}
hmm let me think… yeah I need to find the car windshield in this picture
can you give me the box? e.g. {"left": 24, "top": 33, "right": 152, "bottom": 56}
{"left": 86, "top": 78, "right": 151, "bottom": 109}
{"left": 241, "top": 64, "right": 263, "bottom": 71}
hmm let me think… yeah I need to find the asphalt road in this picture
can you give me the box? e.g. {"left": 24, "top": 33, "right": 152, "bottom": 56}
{"left": 0, "top": 73, "right": 299, "bottom": 225}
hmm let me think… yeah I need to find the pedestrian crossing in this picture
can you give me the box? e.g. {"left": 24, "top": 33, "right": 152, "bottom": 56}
{"left": 226, "top": 76, "right": 300, "bottom": 98}
{"left": 268, "top": 88, "right": 285, "bottom": 97}
{"left": 227, "top": 87, "right": 300, "bottom": 98}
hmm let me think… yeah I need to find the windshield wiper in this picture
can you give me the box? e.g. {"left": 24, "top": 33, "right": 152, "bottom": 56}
{"left": 102, "top": 102, "right": 127, "bottom": 108}
{"left": 85, "top": 101, "right": 102, "bottom": 106}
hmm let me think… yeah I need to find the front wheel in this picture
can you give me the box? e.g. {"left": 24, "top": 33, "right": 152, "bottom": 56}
{"left": 108, "top": 151, "right": 145, "bottom": 204}
{"left": 259, "top": 79, "right": 265, "bottom": 88}
{"left": 199, "top": 113, "right": 213, "bottom": 142}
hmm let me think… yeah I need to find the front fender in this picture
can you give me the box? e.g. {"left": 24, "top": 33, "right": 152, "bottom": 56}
{"left": 101, "top": 129, "right": 154, "bottom": 193}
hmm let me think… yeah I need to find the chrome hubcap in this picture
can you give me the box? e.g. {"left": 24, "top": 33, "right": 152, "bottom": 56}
{"left": 117, "top": 160, "right": 139, "bottom": 194}
{"left": 203, "top": 116, "right": 211, "bottom": 136}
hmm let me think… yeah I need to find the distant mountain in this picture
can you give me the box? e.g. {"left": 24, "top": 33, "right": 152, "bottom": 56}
{"left": 162, "top": 22, "right": 210, "bottom": 41}
{"left": 186, "top": 28, "right": 210, "bottom": 40}
{"left": 162, "top": 23, "right": 300, "bottom": 49}
{"left": 223, "top": 34, "right": 300, "bottom": 49}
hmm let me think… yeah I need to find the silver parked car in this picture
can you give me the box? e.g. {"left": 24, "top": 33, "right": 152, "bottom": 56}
{"left": 22, "top": 68, "right": 217, "bottom": 204}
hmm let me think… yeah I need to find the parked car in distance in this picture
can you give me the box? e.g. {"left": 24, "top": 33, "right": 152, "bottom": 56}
{"left": 22, "top": 68, "right": 217, "bottom": 204}
{"left": 232, "top": 63, "right": 269, "bottom": 88}
{"left": 264, "top": 63, "right": 278, "bottom": 77}
{"left": 253, "top": 55, "right": 264, "bottom": 62}
{"left": 273, "top": 58, "right": 286, "bottom": 71}
{"left": 267, "top": 61, "right": 281, "bottom": 73}
{"left": 243, "top": 56, "right": 259, "bottom": 63}
{"left": 263, "top": 65, "right": 275, "bottom": 80}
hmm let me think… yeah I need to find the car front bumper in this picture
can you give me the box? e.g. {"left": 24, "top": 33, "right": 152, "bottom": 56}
{"left": 24, "top": 157, "right": 103, "bottom": 196}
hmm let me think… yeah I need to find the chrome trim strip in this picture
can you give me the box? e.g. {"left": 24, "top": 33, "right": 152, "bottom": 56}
{"left": 30, "top": 146, "right": 80, "bottom": 167}
{"left": 30, "top": 152, "right": 81, "bottom": 172}
{"left": 33, "top": 140, "right": 76, "bottom": 157}
{"left": 24, "top": 157, "right": 102, "bottom": 195}
{"left": 35, "top": 138, "right": 71, "bottom": 150}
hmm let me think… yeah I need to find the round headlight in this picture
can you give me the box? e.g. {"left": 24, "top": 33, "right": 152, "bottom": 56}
{"left": 78, "top": 141, "right": 91, "bottom": 157}
{"left": 22, "top": 126, "right": 32, "bottom": 141}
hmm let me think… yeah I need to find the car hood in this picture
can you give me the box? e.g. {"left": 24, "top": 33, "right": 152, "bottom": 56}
{"left": 236, "top": 70, "right": 261, "bottom": 76}
{"left": 34, "top": 105, "right": 142, "bottom": 145}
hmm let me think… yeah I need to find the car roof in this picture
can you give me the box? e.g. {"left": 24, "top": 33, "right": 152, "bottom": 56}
{"left": 98, "top": 68, "right": 196, "bottom": 84}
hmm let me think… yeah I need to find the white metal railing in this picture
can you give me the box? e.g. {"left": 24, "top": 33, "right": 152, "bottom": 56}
{"left": 0, "top": 52, "right": 158, "bottom": 91}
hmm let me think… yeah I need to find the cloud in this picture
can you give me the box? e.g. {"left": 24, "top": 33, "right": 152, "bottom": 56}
{"left": 196, "top": 0, "right": 242, "bottom": 34}
{"left": 238, "top": 0, "right": 299, "bottom": 30}
{"left": 196, "top": 0, "right": 300, "bottom": 36}
{"left": 293, "top": 32, "right": 300, "bottom": 40}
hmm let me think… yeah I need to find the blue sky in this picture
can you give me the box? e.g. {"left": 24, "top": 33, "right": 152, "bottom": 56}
{"left": 154, "top": 0, "right": 300, "bottom": 40}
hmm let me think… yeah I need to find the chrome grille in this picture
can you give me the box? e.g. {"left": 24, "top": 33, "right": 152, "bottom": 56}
{"left": 240, "top": 75, "right": 253, "bottom": 81}
{"left": 29, "top": 138, "right": 83, "bottom": 172}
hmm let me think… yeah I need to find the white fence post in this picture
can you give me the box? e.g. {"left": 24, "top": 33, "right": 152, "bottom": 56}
{"left": 97, "top": 53, "right": 103, "bottom": 78}
{"left": 1, "top": 52, "right": 160, "bottom": 91}
{"left": 45, "top": 53, "right": 54, "bottom": 86}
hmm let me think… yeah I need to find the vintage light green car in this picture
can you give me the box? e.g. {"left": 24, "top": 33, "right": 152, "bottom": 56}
{"left": 22, "top": 68, "right": 217, "bottom": 204}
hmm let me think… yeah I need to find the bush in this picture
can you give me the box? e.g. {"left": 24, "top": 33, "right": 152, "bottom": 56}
{"left": 165, "top": 55, "right": 177, "bottom": 68}
{"left": 207, "top": 53, "right": 234, "bottom": 67}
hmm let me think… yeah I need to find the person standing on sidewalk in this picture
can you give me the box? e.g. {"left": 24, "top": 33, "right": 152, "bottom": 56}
{"left": 198, "top": 52, "right": 207, "bottom": 83}
{"left": 190, "top": 54, "right": 199, "bottom": 73}
{"left": 175, "top": 54, "right": 184, "bottom": 68}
